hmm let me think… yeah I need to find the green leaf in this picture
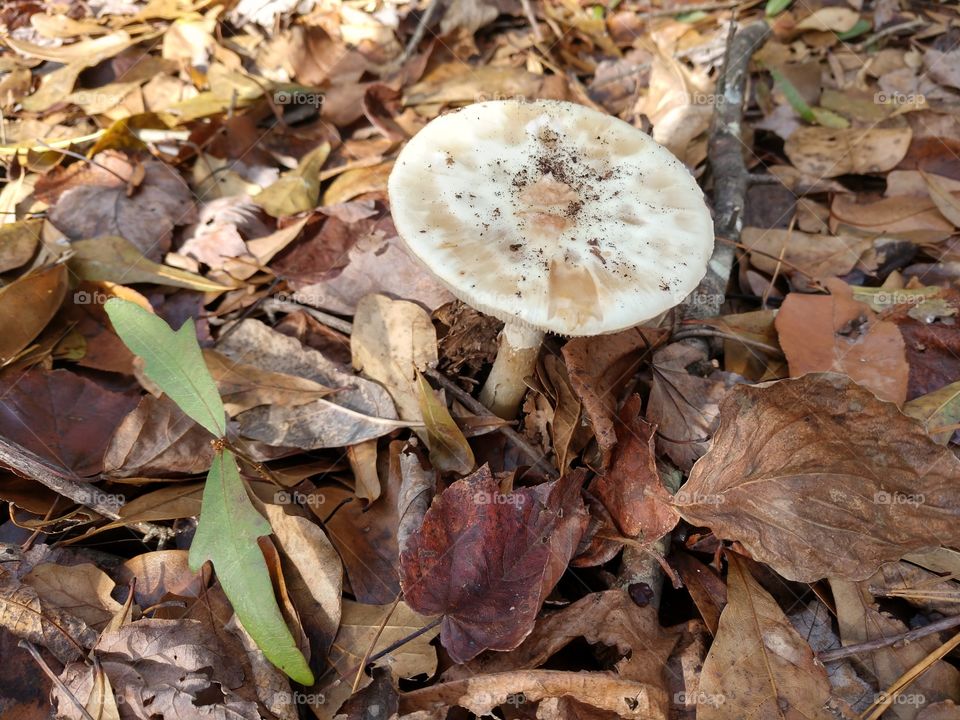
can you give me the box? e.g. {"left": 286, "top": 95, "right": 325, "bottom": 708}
{"left": 415, "top": 370, "right": 475, "bottom": 475}
{"left": 836, "top": 18, "right": 871, "bottom": 39}
{"left": 70, "top": 235, "right": 235, "bottom": 292}
{"left": 765, "top": 0, "right": 791, "bottom": 16}
{"left": 104, "top": 299, "right": 226, "bottom": 437}
{"left": 810, "top": 106, "right": 850, "bottom": 129}
{"left": 768, "top": 67, "right": 816, "bottom": 123}
{"left": 189, "top": 449, "right": 314, "bottom": 684}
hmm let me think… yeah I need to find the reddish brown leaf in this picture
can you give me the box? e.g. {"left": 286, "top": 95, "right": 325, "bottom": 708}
{"left": 0, "top": 369, "right": 138, "bottom": 477}
{"left": 775, "top": 278, "right": 910, "bottom": 405}
{"left": 674, "top": 374, "right": 960, "bottom": 583}
{"left": 562, "top": 328, "right": 665, "bottom": 466}
{"left": 400, "top": 466, "right": 588, "bottom": 663}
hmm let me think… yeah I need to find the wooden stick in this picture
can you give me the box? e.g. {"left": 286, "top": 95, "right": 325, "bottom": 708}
{"left": 818, "top": 614, "right": 960, "bottom": 663}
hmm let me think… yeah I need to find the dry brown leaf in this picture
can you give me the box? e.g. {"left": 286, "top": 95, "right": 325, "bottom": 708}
{"left": 351, "top": 293, "right": 437, "bottom": 425}
{"left": 0, "top": 263, "right": 67, "bottom": 363}
{"left": 22, "top": 562, "right": 122, "bottom": 630}
{"left": 830, "top": 193, "right": 955, "bottom": 242}
{"left": 674, "top": 374, "right": 960, "bottom": 583}
{"left": 400, "top": 670, "right": 667, "bottom": 719}
{"left": 784, "top": 127, "right": 912, "bottom": 177}
{"left": 447, "top": 589, "right": 679, "bottom": 691}
{"left": 774, "top": 278, "right": 909, "bottom": 404}
{"left": 260, "top": 503, "right": 343, "bottom": 660}
{"left": 697, "top": 554, "right": 834, "bottom": 719}
{"left": 741, "top": 227, "right": 872, "bottom": 280}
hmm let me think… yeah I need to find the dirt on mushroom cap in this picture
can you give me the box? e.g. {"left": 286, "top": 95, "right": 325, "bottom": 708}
{"left": 387, "top": 99, "right": 715, "bottom": 336}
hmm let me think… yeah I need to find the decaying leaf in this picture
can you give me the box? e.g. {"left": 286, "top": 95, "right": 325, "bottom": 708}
{"left": 698, "top": 554, "right": 834, "bottom": 719}
{"left": 0, "top": 263, "right": 67, "bottom": 364}
{"left": 784, "top": 127, "right": 912, "bottom": 177}
{"left": 775, "top": 278, "right": 910, "bottom": 405}
{"left": 674, "top": 374, "right": 960, "bottom": 583}
{"left": 400, "top": 466, "right": 588, "bottom": 663}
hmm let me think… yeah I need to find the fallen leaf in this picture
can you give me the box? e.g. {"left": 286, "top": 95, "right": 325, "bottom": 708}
{"left": 584, "top": 395, "right": 679, "bottom": 564}
{"left": 261, "top": 503, "right": 343, "bottom": 661}
{"left": 646, "top": 342, "right": 743, "bottom": 472}
{"left": 0, "top": 368, "right": 138, "bottom": 476}
{"left": 904, "top": 380, "right": 960, "bottom": 444}
{"left": 784, "top": 126, "right": 912, "bottom": 177}
{"left": 44, "top": 152, "right": 196, "bottom": 260}
{"left": 351, "top": 293, "right": 436, "bottom": 425}
{"left": 22, "top": 562, "right": 123, "bottom": 630}
{"left": 401, "top": 670, "right": 667, "bottom": 719}
{"left": 0, "top": 218, "right": 41, "bottom": 272}
{"left": 255, "top": 143, "right": 330, "bottom": 217}
{"left": 774, "top": 278, "right": 909, "bottom": 404}
{"left": 795, "top": 7, "right": 861, "bottom": 32}
{"left": 70, "top": 235, "right": 234, "bottom": 292}
{"left": 741, "top": 227, "right": 872, "bottom": 280}
{"left": 400, "top": 466, "right": 588, "bottom": 663}
{"left": 921, "top": 170, "right": 960, "bottom": 227}
{"left": 562, "top": 328, "right": 664, "bottom": 466}
{"left": 697, "top": 554, "right": 834, "bottom": 719}
{"left": 0, "top": 263, "right": 68, "bottom": 364}
{"left": 674, "top": 374, "right": 960, "bottom": 583}
{"left": 415, "top": 371, "right": 474, "bottom": 475}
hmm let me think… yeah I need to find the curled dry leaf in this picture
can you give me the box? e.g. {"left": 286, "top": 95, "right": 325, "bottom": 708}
{"left": 448, "top": 589, "right": 678, "bottom": 695}
{"left": 697, "top": 554, "right": 834, "bottom": 719}
{"left": 400, "top": 670, "right": 667, "bottom": 720}
{"left": 646, "top": 342, "right": 743, "bottom": 472}
{"left": 400, "top": 466, "right": 588, "bottom": 663}
{"left": 674, "top": 374, "right": 960, "bottom": 583}
{"left": 784, "top": 127, "right": 912, "bottom": 178}
{"left": 775, "top": 278, "right": 910, "bottom": 405}
{"left": 216, "top": 319, "right": 405, "bottom": 449}
{"left": 351, "top": 293, "right": 436, "bottom": 425}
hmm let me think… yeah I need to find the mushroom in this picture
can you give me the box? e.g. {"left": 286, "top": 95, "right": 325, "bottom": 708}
{"left": 387, "top": 99, "right": 714, "bottom": 418}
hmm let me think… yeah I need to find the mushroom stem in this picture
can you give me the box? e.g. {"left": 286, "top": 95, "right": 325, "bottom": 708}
{"left": 478, "top": 322, "right": 545, "bottom": 419}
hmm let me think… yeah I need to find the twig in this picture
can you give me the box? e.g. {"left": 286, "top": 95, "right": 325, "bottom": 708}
{"left": 670, "top": 328, "right": 782, "bottom": 354}
{"left": 639, "top": 0, "right": 742, "bottom": 18}
{"left": 616, "top": 20, "right": 771, "bottom": 605}
{"left": 425, "top": 368, "right": 559, "bottom": 479}
{"left": 861, "top": 630, "right": 960, "bottom": 720}
{"left": 0, "top": 435, "right": 173, "bottom": 541}
{"left": 354, "top": 595, "right": 400, "bottom": 692}
{"left": 260, "top": 297, "right": 354, "bottom": 335}
{"left": 521, "top": 0, "right": 543, "bottom": 41}
{"left": 817, "top": 614, "right": 960, "bottom": 663}
{"left": 850, "top": 18, "right": 925, "bottom": 52}
{"left": 19, "top": 641, "right": 97, "bottom": 720}
{"left": 391, "top": 0, "right": 445, "bottom": 70}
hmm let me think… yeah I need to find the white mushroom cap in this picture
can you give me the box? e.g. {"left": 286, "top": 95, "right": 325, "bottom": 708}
{"left": 387, "top": 99, "right": 714, "bottom": 336}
